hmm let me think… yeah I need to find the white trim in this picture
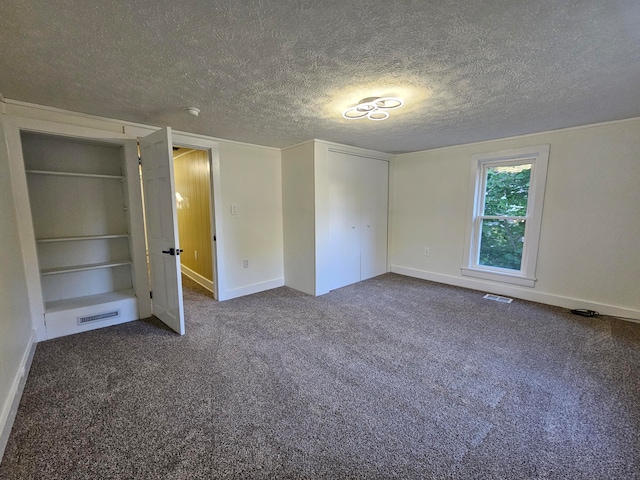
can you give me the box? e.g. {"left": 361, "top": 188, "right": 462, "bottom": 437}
{"left": 181, "top": 265, "right": 214, "bottom": 293}
{"left": 5, "top": 98, "right": 281, "bottom": 151}
{"left": 168, "top": 134, "right": 222, "bottom": 302}
{"left": 4, "top": 114, "right": 131, "bottom": 141}
{"left": 281, "top": 138, "right": 392, "bottom": 161}
{"left": 460, "top": 267, "right": 535, "bottom": 287}
{"left": 393, "top": 116, "right": 640, "bottom": 156}
{"left": 3, "top": 120, "right": 47, "bottom": 340}
{"left": 220, "top": 277, "right": 285, "bottom": 301}
{"left": 462, "top": 145, "right": 549, "bottom": 287}
{"left": 280, "top": 138, "right": 315, "bottom": 152}
{"left": 122, "top": 140, "right": 152, "bottom": 319}
{"left": 0, "top": 330, "right": 36, "bottom": 461}
{"left": 387, "top": 156, "right": 396, "bottom": 274}
{"left": 391, "top": 265, "right": 640, "bottom": 322}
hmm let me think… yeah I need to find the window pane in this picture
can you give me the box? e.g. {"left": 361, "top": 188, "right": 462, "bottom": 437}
{"left": 483, "top": 164, "right": 531, "bottom": 216}
{"left": 479, "top": 219, "right": 526, "bottom": 270}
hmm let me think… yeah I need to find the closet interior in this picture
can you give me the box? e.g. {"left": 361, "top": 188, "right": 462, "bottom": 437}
{"left": 21, "top": 131, "right": 145, "bottom": 338}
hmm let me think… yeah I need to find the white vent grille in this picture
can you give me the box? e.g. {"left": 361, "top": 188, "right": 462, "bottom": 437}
{"left": 483, "top": 294, "right": 513, "bottom": 304}
{"left": 77, "top": 309, "right": 120, "bottom": 325}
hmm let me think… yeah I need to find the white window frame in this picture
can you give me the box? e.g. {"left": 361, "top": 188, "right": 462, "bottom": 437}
{"left": 461, "top": 145, "right": 549, "bottom": 287}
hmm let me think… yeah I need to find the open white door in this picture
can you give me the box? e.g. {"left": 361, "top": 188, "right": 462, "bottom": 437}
{"left": 139, "top": 127, "right": 185, "bottom": 335}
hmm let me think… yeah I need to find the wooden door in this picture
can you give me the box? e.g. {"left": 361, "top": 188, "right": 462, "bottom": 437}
{"left": 139, "top": 127, "right": 185, "bottom": 335}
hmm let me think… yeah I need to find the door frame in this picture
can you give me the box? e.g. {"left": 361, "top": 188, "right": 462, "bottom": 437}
{"left": 169, "top": 133, "right": 223, "bottom": 301}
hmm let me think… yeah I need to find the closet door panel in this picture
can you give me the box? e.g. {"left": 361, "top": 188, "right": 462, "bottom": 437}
{"left": 327, "top": 151, "right": 361, "bottom": 290}
{"left": 360, "top": 157, "right": 389, "bottom": 280}
{"left": 326, "top": 151, "right": 389, "bottom": 289}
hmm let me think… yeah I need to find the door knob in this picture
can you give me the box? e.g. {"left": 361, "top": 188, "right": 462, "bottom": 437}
{"left": 162, "top": 248, "right": 176, "bottom": 255}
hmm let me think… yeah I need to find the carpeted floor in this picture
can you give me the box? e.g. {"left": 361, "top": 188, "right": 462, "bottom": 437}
{"left": 1, "top": 273, "right": 639, "bottom": 479}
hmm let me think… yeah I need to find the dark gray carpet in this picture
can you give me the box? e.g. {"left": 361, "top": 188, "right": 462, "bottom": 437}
{"left": 1, "top": 273, "right": 639, "bottom": 479}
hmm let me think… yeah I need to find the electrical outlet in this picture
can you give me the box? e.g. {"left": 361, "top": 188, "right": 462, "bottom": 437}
{"left": 194, "top": 250, "right": 198, "bottom": 260}
{"left": 243, "top": 259, "right": 249, "bottom": 268}
{"left": 424, "top": 247, "right": 430, "bottom": 256}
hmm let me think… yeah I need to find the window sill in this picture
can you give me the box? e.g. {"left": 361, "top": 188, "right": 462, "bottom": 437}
{"left": 460, "top": 267, "right": 536, "bottom": 287}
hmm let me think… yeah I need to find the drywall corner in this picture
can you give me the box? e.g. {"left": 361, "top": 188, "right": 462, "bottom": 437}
{"left": 0, "top": 333, "right": 36, "bottom": 462}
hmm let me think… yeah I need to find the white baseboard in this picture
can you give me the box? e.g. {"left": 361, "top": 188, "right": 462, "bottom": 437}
{"left": 220, "top": 277, "right": 285, "bottom": 301}
{"left": 0, "top": 330, "right": 37, "bottom": 461}
{"left": 391, "top": 265, "right": 640, "bottom": 322}
{"left": 181, "top": 265, "right": 214, "bottom": 294}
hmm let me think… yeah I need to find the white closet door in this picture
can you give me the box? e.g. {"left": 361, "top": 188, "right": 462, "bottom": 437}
{"left": 139, "top": 127, "right": 185, "bottom": 335}
{"left": 327, "top": 151, "right": 362, "bottom": 290}
{"left": 326, "top": 151, "right": 389, "bottom": 291}
{"left": 360, "top": 157, "right": 388, "bottom": 280}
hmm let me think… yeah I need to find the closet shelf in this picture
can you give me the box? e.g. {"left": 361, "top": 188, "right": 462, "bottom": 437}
{"left": 36, "top": 234, "right": 130, "bottom": 243}
{"left": 41, "top": 260, "right": 132, "bottom": 276}
{"left": 26, "top": 169, "right": 124, "bottom": 180}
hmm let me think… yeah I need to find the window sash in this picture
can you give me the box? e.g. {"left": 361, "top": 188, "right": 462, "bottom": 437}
{"left": 462, "top": 145, "right": 550, "bottom": 287}
{"left": 472, "top": 217, "right": 529, "bottom": 273}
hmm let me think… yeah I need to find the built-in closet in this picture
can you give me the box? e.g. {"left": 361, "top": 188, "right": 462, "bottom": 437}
{"left": 326, "top": 150, "right": 389, "bottom": 291}
{"left": 282, "top": 140, "right": 392, "bottom": 296}
{"left": 19, "top": 131, "right": 148, "bottom": 339}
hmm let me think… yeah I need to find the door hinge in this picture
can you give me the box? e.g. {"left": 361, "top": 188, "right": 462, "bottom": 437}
{"left": 213, "top": 235, "right": 216, "bottom": 241}
{"left": 138, "top": 155, "right": 142, "bottom": 166}
{"left": 150, "top": 291, "right": 153, "bottom": 299}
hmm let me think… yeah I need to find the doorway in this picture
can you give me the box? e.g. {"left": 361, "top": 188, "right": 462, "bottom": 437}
{"left": 172, "top": 147, "right": 216, "bottom": 299}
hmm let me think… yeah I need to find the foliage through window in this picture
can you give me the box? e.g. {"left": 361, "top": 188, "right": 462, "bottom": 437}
{"left": 462, "top": 145, "right": 549, "bottom": 287}
{"left": 479, "top": 164, "right": 531, "bottom": 270}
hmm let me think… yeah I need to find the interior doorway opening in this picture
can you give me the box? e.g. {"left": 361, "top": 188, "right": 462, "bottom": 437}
{"left": 172, "top": 147, "right": 216, "bottom": 299}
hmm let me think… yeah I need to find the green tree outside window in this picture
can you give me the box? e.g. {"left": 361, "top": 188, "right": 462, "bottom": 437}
{"left": 478, "top": 164, "right": 531, "bottom": 270}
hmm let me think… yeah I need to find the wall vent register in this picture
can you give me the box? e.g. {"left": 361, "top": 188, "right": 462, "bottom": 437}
{"left": 77, "top": 309, "right": 120, "bottom": 325}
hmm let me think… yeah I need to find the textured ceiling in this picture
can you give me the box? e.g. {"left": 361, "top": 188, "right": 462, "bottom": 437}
{"left": 1, "top": 0, "right": 639, "bottom": 153}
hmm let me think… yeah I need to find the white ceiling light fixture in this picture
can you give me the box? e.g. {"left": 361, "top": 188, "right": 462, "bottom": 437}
{"left": 184, "top": 106, "right": 200, "bottom": 117}
{"left": 342, "top": 97, "right": 404, "bottom": 121}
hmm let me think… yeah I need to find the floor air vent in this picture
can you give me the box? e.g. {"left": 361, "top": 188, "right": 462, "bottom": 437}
{"left": 77, "top": 309, "right": 120, "bottom": 326}
{"left": 483, "top": 294, "right": 513, "bottom": 304}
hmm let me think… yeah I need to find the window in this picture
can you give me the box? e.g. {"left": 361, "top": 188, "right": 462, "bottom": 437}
{"left": 462, "top": 145, "right": 549, "bottom": 287}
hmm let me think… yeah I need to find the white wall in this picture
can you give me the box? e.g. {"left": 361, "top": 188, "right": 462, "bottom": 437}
{"left": 282, "top": 141, "right": 316, "bottom": 295}
{"left": 0, "top": 116, "right": 36, "bottom": 458}
{"left": 391, "top": 118, "right": 640, "bottom": 319}
{"left": 218, "top": 142, "right": 284, "bottom": 299}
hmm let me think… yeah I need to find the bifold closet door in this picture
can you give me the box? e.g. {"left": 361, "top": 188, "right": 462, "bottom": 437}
{"left": 326, "top": 151, "right": 389, "bottom": 291}
{"left": 327, "top": 151, "right": 362, "bottom": 289}
{"left": 360, "top": 157, "right": 388, "bottom": 281}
